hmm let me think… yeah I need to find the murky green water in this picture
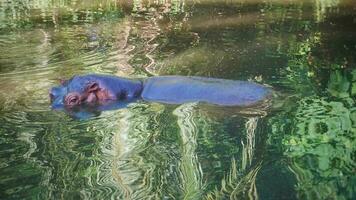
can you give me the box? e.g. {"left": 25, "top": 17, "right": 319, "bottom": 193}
{"left": 0, "top": 0, "right": 355, "bottom": 199}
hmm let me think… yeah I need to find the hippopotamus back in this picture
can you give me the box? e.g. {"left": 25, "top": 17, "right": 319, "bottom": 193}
{"left": 142, "top": 76, "right": 271, "bottom": 106}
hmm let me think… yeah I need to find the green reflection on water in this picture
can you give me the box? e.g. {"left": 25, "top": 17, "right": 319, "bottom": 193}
{"left": 0, "top": 0, "right": 355, "bottom": 199}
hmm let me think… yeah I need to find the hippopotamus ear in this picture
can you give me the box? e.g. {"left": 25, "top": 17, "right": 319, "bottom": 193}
{"left": 86, "top": 82, "right": 99, "bottom": 92}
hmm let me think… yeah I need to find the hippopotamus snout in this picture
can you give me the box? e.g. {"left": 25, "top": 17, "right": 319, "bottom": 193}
{"left": 49, "top": 86, "right": 67, "bottom": 109}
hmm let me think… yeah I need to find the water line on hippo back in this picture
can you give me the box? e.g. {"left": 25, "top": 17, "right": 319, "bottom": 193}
{"left": 141, "top": 76, "right": 272, "bottom": 106}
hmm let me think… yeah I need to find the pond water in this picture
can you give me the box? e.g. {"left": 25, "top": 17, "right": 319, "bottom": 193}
{"left": 0, "top": 0, "right": 355, "bottom": 199}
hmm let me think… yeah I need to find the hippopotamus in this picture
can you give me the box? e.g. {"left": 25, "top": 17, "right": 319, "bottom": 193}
{"left": 50, "top": 74, "right": 272, "bottom": 116}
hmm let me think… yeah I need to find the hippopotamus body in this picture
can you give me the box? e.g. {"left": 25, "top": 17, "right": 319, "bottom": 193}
{"left": 50, "top": 74, "right": 272, "bottom": 110}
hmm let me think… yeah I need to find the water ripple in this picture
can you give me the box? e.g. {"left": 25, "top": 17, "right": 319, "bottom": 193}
{"left": 173, "top": 103, "right": 204, "bottom": 199}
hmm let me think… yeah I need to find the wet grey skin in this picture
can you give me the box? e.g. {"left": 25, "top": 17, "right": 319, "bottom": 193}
{"left": 50, "top": 74, "right": 273, "bottom": 110}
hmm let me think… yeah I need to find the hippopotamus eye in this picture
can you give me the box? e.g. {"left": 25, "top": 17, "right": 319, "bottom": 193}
{"left": 64, "top": 93, "right": 81, "bottom": 107}
{"left": 69, "top": 97, "right": 77, "bottom": 103}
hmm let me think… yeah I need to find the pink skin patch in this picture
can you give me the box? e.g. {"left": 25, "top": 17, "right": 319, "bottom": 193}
{"left": 64, "top": 87, "right": 116, "bottom": 107}
{"left": 85, "top": 92, "right": 97, "bottom": 104}
{"left": 95, "top": 89, "right": 114, "bottom": 101}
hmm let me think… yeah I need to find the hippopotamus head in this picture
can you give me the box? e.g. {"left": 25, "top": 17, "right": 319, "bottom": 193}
{"left": 49, "top": 74, "right": 143, "bottom": 109}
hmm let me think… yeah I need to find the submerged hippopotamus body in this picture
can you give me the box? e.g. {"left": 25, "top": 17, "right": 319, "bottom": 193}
{"left": 50, "top": 74, "right": 272, "bottom": 111}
